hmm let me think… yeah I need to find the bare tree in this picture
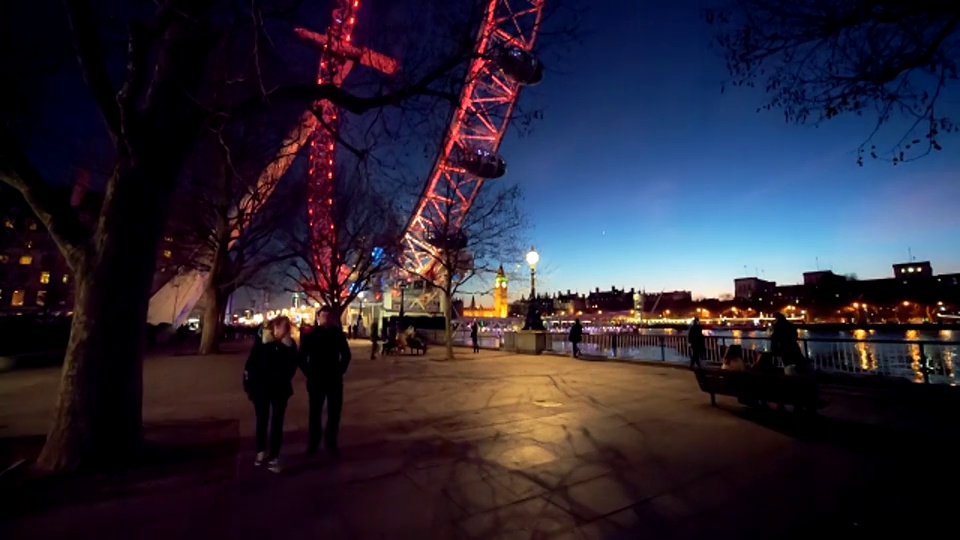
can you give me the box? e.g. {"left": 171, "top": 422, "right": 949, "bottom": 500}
{"left": 400, "top": 180, "right": 525, "bottom": 360}
{"left": 170, "top": 124, "right": 304, "bottom": 354}
{"left": 706, "top": 0, "right": 960, "bottom": 164}
{"left": 291, "top": 164, "right": 401, "bottom": 321}
{"left": 0, "top": 0, "right": 548, "bottom": 472}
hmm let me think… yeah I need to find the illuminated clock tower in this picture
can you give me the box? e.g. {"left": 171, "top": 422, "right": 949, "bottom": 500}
{"left": 494, "top": 264, "right": 508, "bottom": 318}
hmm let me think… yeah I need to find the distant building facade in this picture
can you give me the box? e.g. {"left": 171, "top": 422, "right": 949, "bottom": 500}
{"left": 733, "top": 261, "right": 960, "bottom": 322}
{"left": 554, "top": 290, "right": 587, "bottom": 315}
{"left": 1, "top": 183, "right": 184, "bottom": 314}
{"left": 586, "top": 286, "right": 635, "bottom": 312}
{"left": 893, "top": 261, "right": 933, "bottom": 279}
{"left": 461, "top": 265, "right": 509, "bottom": 319}
{"left": 734, "top": 277, "right": 776, "bottom": 300}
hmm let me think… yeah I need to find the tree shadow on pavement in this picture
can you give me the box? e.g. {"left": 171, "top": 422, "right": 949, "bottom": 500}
{"left": 0, "top": 418, "right": 241, "bottom": 518}
{"left": 722, "top": 404, "right": 960, "bottom": 539}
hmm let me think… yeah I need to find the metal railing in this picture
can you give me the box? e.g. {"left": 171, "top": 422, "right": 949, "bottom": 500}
{"left": 542, "top": 332, "right": 957, "bottom": 385}
{"left": 418, "top": 329, "right": 958, "bottom": 385}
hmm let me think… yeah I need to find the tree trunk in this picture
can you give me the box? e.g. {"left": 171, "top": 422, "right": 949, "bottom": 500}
{"left": 198, "top": 279, "right": 225, "bottom": 355}
{"left": 35, "top": 168, "right": 166, "bottom": 472}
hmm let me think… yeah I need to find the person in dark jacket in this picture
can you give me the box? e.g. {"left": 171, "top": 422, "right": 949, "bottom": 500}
{"left": 688, "top": 317, "right": 705, "bottom": 368}
{"left": 569, "top": 319, "right": 583, "bottom": 358}
{"left": 771, "top": 313, "right": 800, "bottom": 364}
{"left": 299, "top": 305, "right": 352, "bottom": 456}
{"left": 771, "top": 312, "right": 813, "bottom": 375}
{"left": 470, "top": 321, "right": 480, "bottom": 353}
{"left": 243, "top": 316, "right": 298, "bottom": 473}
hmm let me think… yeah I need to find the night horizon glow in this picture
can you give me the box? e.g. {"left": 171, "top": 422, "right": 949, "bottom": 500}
{"left": 495, "top": 0, "right": 960, "bottom": 300}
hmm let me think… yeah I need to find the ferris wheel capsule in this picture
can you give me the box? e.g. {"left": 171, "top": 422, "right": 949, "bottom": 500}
{"left": 427, "top": 229, "right": 468, "bottom": 251}
{"left": 495, "top": 46, "right": 543, "bottom": 86}
{"left": 458, "top": 148, "right": 506, "bottom": 179}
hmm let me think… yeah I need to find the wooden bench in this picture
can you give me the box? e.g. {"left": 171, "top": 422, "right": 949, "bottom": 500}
{"left": 408, "top": 336, "right": 427, "bottom": 355}
{"left": 694, "top": 368, "right": 824, "bottom": 410}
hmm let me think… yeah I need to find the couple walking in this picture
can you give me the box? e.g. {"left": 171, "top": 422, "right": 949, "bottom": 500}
{"left": 242, "top": 305, "right": 352, "bottom": 473}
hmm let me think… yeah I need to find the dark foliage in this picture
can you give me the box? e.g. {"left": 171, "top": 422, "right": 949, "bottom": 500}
{"left": 706, "top": 0, "right": 960, "bottom": 164}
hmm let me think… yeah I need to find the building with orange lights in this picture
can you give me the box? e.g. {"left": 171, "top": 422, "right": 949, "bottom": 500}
{"left": 461, "top": 265, "right": 509, "bottom": 318}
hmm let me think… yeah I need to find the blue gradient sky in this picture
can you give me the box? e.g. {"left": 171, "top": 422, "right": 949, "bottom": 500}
{"left": 498, "top": 0, "right": 960, "bottom": 299}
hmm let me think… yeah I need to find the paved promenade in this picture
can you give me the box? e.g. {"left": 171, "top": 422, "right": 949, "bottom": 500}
{"left": 0, "top": 343, "right": 956, "bottom": 539}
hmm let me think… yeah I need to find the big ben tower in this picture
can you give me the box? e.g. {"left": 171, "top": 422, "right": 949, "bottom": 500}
{"left": 493, "top": 265, "right": 508, "bottom": 318}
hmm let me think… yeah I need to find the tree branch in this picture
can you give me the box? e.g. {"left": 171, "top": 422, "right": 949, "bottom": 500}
{"left": 63, "top": 0, "right": 122, "bottom": 140}
{"left": 0, "top": 127, "right": 90, "bottom": 268}
{"left": 234, "top": 43, "right": 475, "bottom": 117}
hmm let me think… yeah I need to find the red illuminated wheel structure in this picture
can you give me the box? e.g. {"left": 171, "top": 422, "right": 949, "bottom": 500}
{"left": 296, "top": 1, "right": 397, "bottom": 290}
{"left": 306, "top": 0, "right": 361, "bottom": 281}
{"left": 402, "top": 0, "right": 546, "bottom": 282}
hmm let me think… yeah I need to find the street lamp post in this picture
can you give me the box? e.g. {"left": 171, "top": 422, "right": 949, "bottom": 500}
{"left": 398, "top": 282, "right": 407, "bottom": 320}
{"left": 526, "top": 246, "right": 539, "bottom": 300}
{"left": 521, "top": 246, "right": 545, "bottom": 335}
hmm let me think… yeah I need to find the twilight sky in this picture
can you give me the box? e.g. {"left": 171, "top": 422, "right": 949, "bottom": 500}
{"left": 497, "top": 0, "right": 960, "bottom": 299}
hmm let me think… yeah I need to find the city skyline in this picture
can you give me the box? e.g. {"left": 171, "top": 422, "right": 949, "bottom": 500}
{"left": 498, "top": 257, "right": 956, "bottom": 303}
{"left": 499, "top": 0, "right": 960, "bottom": 298}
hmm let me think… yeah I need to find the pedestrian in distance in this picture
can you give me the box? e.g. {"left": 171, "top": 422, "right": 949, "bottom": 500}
{"left": 569, "top": 318, "right": 583, "bottom": 358}
{"left": 688, "top": 317, "right": 705, "bottom": 369}
{"left": 470, "top": 320, "right": 480, "bottom": 353}
{"left": 243, "top": 316, "right": 298, "bottom": 473}
{"left": 299, "top": 305, "right": 352, "bottom": 457}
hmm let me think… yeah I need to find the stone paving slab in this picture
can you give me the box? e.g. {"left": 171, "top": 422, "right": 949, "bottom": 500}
{"left": 1, "top": 344, "right": 959, "bottom": 539}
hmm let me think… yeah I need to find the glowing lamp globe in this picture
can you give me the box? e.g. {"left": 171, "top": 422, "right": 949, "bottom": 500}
{"left": 526, "top": 247, "right": 539, "bottom": 268}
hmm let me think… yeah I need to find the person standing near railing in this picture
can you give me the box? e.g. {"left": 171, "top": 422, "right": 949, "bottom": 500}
{"left": 771, "top": 313, "right": 809, "bottom": 374}
{"left": 569, "top": 318, "right": 583, "bottom": 358}
{"left": 470, "top": 321, "right": 480, "bottom": 353}
{"left": 688, "top": 317, "right": 705, "bottom": 368}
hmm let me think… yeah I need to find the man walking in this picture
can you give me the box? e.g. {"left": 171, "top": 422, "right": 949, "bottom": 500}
{"left": 569, "top": 318, "right": 583, "bottom": 358}
{"left": 299, "top": 306, "right": 352, "bottom": 457}
{"left": 470, "top": 321, "right": 480, "bottom": 353}
{"left": 688, "top": 317, "right": 705, "bottom": 368}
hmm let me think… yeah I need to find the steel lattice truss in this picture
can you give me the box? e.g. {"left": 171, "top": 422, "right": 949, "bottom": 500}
{"left": 306, "top": 0, "right": 361, "bottom": 280}
{"left": 402, "top": 0, "right": 545, "bottom": 279}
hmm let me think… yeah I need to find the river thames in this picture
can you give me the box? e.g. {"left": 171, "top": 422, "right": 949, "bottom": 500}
{"left": 619, "top": 327, "right": 959, "bottom": 383}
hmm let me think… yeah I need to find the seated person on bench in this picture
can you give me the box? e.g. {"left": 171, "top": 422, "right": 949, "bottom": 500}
{"left": 750, "top": 351, "right": 781, "bottom": 375}
{"left": 721, "top": 345, "right": 746, "bottom": 371}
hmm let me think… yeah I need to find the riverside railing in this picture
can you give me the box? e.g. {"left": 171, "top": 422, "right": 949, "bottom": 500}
{"left": 424, "top": 329, "right": 958, "bottom": 384}
{"left": 542, "top": 332, "right": 958, "bottom": 385}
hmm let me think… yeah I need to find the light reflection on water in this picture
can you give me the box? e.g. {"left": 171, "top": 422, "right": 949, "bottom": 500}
{"left": 647, "top": 327, "right": 960, "bottom": 384}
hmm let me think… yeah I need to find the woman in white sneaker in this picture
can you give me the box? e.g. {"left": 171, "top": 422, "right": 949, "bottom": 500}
{"left": 243, "top": 316, "right": 298, "bottom": 473}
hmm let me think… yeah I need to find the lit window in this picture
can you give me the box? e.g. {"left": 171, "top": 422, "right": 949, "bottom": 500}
{"left": 11, "top": 289, "right": 25, "bottom": 307}
{"left": 3, "top": 218, "right": 13, "bottom": 229}
{"left": 0, "top": 254, "right": 8, "bottom": 264}
{"left": 27, "top": 220, "right": 37, "bottom": 231}
{"left": 36, "top": 290, "right": 46, "bottom": 306}
{"left": 163, "top": 250, "right": 172, "bottom": 259}
{"left": 62, "top": 274, "right": 69, "bottom": 284}
{"left": 19, "top": 255, "right": 32, "bottom": 265}
{"left": 40, "top": 271, "right": 50, "bottom": 284}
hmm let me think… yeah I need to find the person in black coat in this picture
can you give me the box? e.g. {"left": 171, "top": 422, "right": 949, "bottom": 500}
{"left": 243, "top": 316, "right": 298, "bottom": 472}
{"left": 688, "top": 317, "right": 706, "bottom": 368}
{"left": 770, "top": 312, "right": 810, "bottom": 374}
{"left": 470, "top": 321, "right": 480, "bottom": 353}
{"left": 569, "top": 319, "right": 583, "bottom": 358}
{"left": 299, "top": 306, "right": 352, "bottom": 456}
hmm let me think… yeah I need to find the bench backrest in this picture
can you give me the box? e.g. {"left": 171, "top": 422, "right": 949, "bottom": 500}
{"left": 696, "top": 370, "right": 748, "bottom": 395}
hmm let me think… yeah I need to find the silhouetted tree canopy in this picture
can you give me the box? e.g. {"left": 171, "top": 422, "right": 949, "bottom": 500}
{"left": 706, "top": 0, "right": 960, "bottom": 164}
